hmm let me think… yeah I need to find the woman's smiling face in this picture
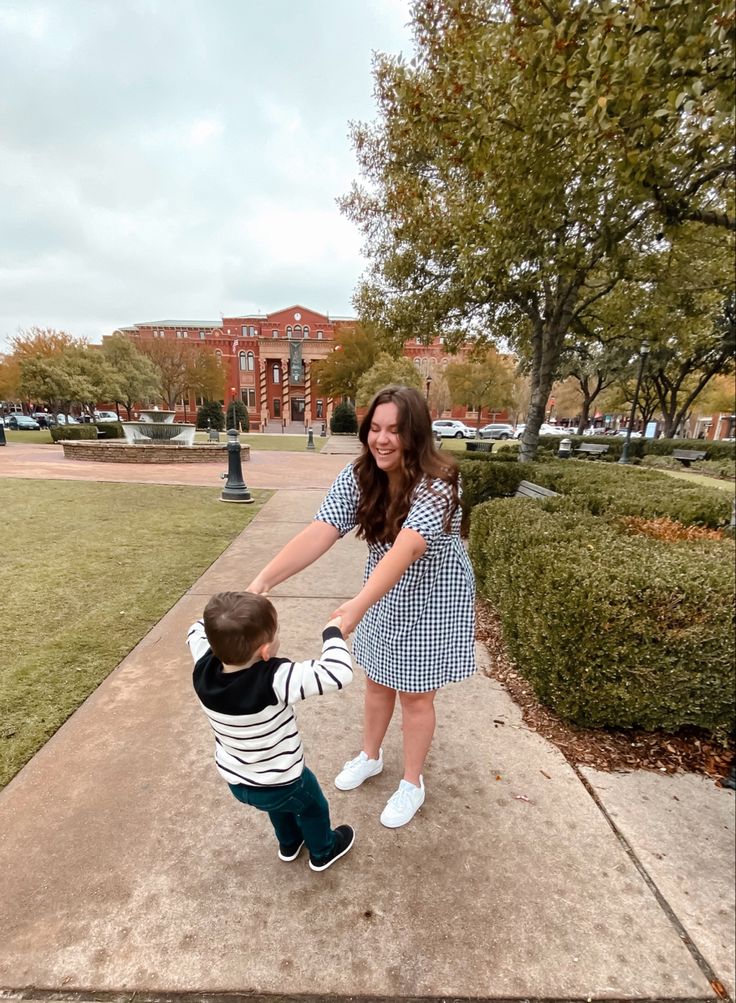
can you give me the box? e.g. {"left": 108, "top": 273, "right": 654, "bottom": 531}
{"left": 367, "top": 401, "right": 404, "bottom": 478}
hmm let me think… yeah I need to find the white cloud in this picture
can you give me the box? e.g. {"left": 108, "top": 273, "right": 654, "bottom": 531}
{"left": 0, "top": 0, "right": 414, "bottom": 353}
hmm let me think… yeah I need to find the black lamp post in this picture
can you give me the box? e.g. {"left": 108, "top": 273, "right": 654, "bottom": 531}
{"left": 619, "top": 340, "right": 650, "bottom": 465}
{"left": 425, "top": 374, "right": 432, "bottom": 402}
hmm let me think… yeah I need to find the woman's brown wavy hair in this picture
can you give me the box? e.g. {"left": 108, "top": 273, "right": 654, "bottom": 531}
{"left": 353, "top": 384, "right": 460, "bottom": 545}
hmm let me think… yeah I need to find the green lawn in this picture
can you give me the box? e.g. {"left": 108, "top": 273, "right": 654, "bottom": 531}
{"left": 0, "top": 479, "right": 270, "bottom": 788}
{"left": 2, "top": 429, "right": 54, "bottom": 444}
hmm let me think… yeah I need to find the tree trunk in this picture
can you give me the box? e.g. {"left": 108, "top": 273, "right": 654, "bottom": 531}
{"left": 576, "top": 397, "right": 591, "bottom": 435}
{"left": 519, "top": 317, "right": 567, "bottom": 462}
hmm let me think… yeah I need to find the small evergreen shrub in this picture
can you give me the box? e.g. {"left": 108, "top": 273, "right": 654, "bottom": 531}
{"left": 93, "top": 423, "right": 125, "bottom": 439}
{"left": 50, "top": 425, "right": 99, "bottom": 442}
{"left": 331, "top": 400, "right": 358, "bottom": 434}
{"left": 226, "top": 400, "right": 250, "bottom": 431}
{"left": 196, "top": 401, "right": 225, "bottom": 431}
{"left": 469, "top": 498, "right": 735, "bottom": 736}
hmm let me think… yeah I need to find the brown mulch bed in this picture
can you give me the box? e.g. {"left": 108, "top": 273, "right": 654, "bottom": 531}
{"left": 475, "top": 599, "right": 735, "bottom": 786}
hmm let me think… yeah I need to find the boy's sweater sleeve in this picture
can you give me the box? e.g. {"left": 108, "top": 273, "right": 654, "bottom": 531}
{"left": 186, "top": 619, "right": 210, "bottom": 663}
{"left": 272, "top": 626, "right": 353, "bottom": 705}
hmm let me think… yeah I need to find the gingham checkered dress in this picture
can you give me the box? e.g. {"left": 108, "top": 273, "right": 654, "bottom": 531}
{"left": 315, "top": 463, "right": 476, "bottom": 692}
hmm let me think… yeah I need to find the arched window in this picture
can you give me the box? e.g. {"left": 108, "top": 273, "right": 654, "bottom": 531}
{"left": 272, "top": 363, "right": 281, "bottom": 384}
{"left": 215, "top": 350, "right": 223, "bottom": 360}
{"left": 286, "top": 326, "right": 292, "bottom": 338}
{"left": 294, "top": 325, "right": 302, "bottom": 339}
{"left": 413, "top": 357, "right": 422, "bottom": 367}
{"left": 246, "top": 351, "right": 255, "bottom": 371}
{"left": 303, "top": 325, "right": 310, "bottom": 339}
{"left": 316, "top": 330, "right": 323, "bottom": 340}
{"left": 239, "top": 351, "right": 247, "bottom": 371}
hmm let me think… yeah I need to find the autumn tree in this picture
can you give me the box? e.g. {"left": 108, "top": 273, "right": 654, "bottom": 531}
{"left": 342, "top": 0, "right": 734, "bottom": 460}
{"left": 310, "top": 325, "right": 378, "bottom": 400}
{"left": 101, "top": 334, "right": 161, "bottom": 418}
{"left": 356, "top": 353, "right": 423, "bottom": 406}
{"left": 138, "top": 339, "right": 225, "bottom": 410}
{"left": 445, "top": 348, "right": 516, "bottom": 433}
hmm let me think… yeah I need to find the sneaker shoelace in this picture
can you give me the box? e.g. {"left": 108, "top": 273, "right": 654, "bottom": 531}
{"left": 343, "top": 753, "right": 366, "bottom": 770}
{"left": 386, "top": 785, "right": 412, "bottom": 812}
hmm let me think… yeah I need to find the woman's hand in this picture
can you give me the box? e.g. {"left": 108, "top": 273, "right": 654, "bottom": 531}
{"left": 328, "top": 598, "right": 366, "bottom": 636}
{"left": 247, "top": 574, "right": 270, "bottom": 595}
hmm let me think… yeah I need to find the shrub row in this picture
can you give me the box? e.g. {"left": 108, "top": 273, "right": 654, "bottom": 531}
{"left": 532, "top": 434, "right": 735, "bottom": 463}
{"left": 469, "top": 498, "right": 735, "bottom": 736}
{"left": 458, "top": 457, "right": 733, "bottom": 528}
{"left": 50, "top": 423, "right": 126, "bottom": 441}
{"left": 528, "top": 461, "right": 733, "bottom": 528}
{"left": 50, "top": 425, "right": 100, "bottom": 442}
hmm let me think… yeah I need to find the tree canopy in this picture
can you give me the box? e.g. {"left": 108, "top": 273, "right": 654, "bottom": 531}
{"left": 341, "top": 0, "right": 735, "bottom": 458}
{"left": 356, "top": 353, "right": 423, "bottom": 405}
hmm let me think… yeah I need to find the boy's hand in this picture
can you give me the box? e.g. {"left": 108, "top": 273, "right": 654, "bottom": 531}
{"left": 324, "top": 615, "right": 343, "bottom": 633}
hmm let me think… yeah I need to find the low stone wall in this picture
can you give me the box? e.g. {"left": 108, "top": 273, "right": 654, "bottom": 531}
{"left": 61, "top": 441, "right": 250, "bottom": 464}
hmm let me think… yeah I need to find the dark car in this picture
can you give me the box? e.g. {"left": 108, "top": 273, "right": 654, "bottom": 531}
{"left": 7, "top": 415, "right": 41, "bottom": 430}
{"left": 32, "top": 412, "right": 57, "bottom": 428}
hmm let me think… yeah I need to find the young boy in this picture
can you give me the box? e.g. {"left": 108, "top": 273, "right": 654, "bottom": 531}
{"left": 187, "top": 591, "right": 355, "bottom": 872}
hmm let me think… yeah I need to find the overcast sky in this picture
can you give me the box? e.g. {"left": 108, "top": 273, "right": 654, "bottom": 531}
{"left": 0, "top": 0, "right": 413, "bottom": 352}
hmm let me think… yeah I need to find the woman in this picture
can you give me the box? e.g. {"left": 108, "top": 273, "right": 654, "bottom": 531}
{"left": 247, "top": 385, "right": 475, "bottom": 828}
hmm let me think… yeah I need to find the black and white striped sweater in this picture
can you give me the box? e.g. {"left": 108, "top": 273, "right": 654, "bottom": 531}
{"left": 188, "top": 621, "right": 353, "bottom": 788}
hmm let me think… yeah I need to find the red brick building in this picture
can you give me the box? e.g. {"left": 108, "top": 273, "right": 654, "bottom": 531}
{"left": 114, "top": 304, "right": 503, "bottom": 427}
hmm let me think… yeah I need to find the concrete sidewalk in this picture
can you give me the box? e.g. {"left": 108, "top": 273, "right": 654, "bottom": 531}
{"left": 0, "top": 490, "right": 733, "bottom": 1000}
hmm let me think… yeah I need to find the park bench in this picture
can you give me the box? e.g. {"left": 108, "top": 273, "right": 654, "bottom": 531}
{"left": 466, "top": 440, "right": 492, "bottom": 452}
{"left": 671, "top": 448, "right": 707, "bottom": 468}
{"left": 515, "top": 480, "right": 559, "bottom": 500}
{"left": 575, "top": 443, "right": 609, "bottom": 459}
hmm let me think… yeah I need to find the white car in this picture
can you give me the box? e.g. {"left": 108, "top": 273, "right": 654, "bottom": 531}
{"left": 514, "top": 422, "right": 566, "bottom": 438}
{"left": 478, "top": 422, "right": 515, "bottom": 440}
{"left": 432, "top": 419, "right": 475, "bottom": 439}
{"left": 94, "top": 411, "right": 120, "bottom": 423}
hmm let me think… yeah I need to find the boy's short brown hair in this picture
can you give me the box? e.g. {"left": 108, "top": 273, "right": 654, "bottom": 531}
{"left": 203, "top": 591, "right": 278, "bottom": 665}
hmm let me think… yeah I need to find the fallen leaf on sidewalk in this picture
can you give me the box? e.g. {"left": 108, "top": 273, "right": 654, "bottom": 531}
{"left": 540, "top": 769, "right": 551, "bottom": 779}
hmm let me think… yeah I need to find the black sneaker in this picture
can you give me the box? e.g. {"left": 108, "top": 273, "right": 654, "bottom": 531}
{"left": 308, "top": 825, "right": 355, "bottom": 872}
{"left": 278, "top": 839, "right": 305, "bottom": 862}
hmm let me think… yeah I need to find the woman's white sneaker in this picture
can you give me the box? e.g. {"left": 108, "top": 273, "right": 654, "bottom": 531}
{"left": 334, "top": 750, "right": 383, "bottom": 790}
{"left": 380, "top": 777, "right": 425, "bottom": 828}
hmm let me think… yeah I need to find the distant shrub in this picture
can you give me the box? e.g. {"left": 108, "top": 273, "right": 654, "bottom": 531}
{"left": 196, "top": 401, "right": 225, "bottom": 431}
{"left": 226, "top": 400, "right": 250, "bottom": 431}
{"left": 331, "top": 401, "right": 358, "bottom": 434}
{"left": 93, "top": 423, "right": 125, "bottom": 439}
{"left": 50, "top": 425, "right": 98, "bottom": 442}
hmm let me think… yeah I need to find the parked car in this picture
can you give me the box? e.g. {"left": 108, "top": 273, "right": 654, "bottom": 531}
{"left": 56, "top": 414, "right": 80, "bottom": 425}
{"left": 32, "top": 412, "right": 57, "bottom": 428}
{"left": 93, "top": 411, "right": 120, "bottom": 423}
{"left": 478, "top": 422, "right": 515, "bottom": 440}
{"left": 432, "top": 419, "right": 475, "bottom": 439}
{"left": 7, "top": 415, "right": 41, "bottom": 430}
{"left": 513, "top": 422, "right": 565, "bottom": 438}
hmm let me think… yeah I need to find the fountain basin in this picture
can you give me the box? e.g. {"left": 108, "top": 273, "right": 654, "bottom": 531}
{"left": 121, "top": 421, "right": 196, "bottom": 445}
{"left": 59, "top": 440, "right": 250, "bottom": 464}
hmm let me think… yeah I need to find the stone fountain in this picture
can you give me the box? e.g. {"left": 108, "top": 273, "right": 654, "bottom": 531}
{"left": 121, "top": 407, "right": 196, "bottom": 446}
{"left": 59, "top": 404, "right": 250, "bottom": 464}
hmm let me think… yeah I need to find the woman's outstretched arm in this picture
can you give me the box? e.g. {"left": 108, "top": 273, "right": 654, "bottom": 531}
{"left": 330, "top": 527, "right": 426, "bottom": 634}
{"left": 247, "top": 520, "right": 341, "bottom": 594}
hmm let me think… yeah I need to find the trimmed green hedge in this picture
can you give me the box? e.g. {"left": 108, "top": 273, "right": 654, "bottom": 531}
{"left": 458, "top": 457, "right": 732, "bottom": 528}
{"left": 469, "top": 498, "right": 735, "bottom": 736}
{"left": 50, "top": 425, "right": 99, "bottom": 442}
{"left": 527, "top": 461, "right": 732, "bottom": 528}
{"left": 94, "top": 423, "right": 125, "bottom": 439}
{"left": 533, "top": 434, "right": 735, "bottom": 463}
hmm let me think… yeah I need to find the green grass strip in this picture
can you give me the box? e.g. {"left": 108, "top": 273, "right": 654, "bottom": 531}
{"left": 0, "top": 479, "right": 270, "bottom": 788}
